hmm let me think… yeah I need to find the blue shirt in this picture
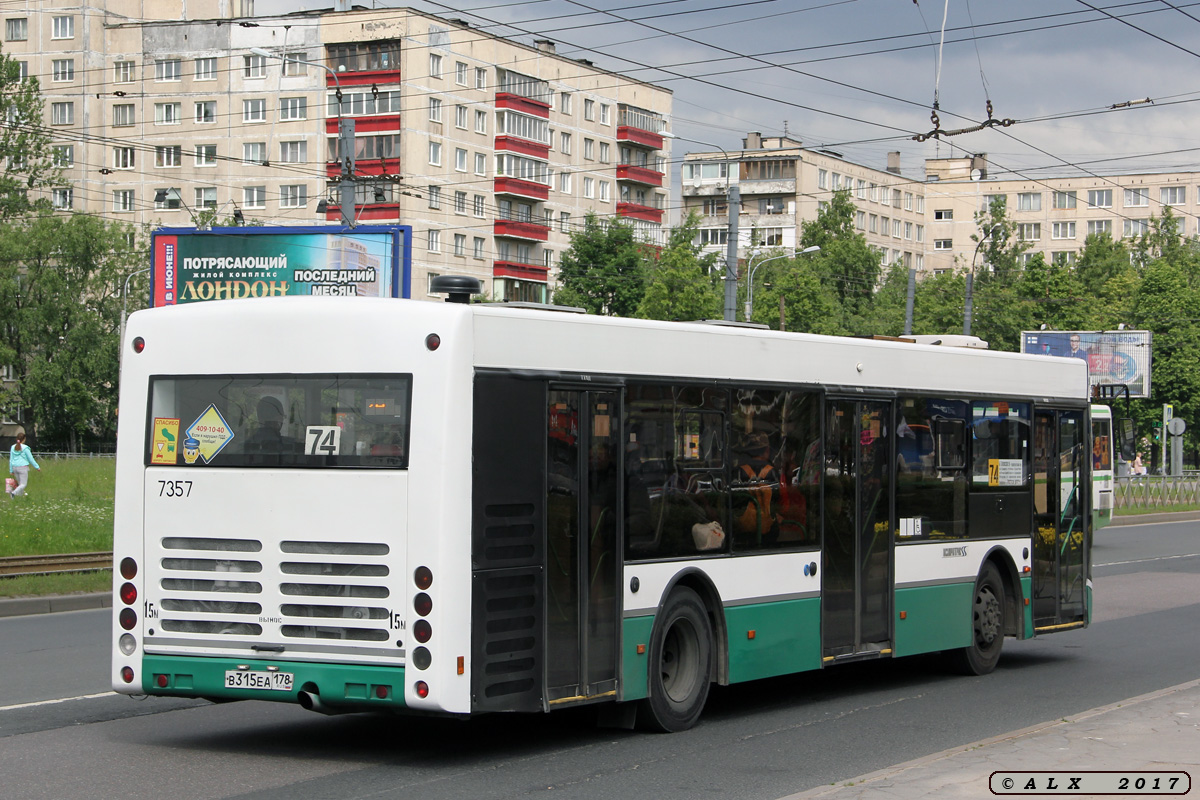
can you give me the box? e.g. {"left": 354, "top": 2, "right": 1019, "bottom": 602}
{"left": 9, "top": 445, "right": 39, "bottom": 471}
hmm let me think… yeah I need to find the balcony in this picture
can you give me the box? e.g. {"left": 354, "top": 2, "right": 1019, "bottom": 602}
{"left": 616, "top": 126, "right": 663, "bottom": 150}
{"left": 494, "top": 219, "right": 550, "bottom": 241}
{"left": 493, "top": 260, "right": 549, "bottom": 281}
{"left": 494, "top": 135, "right": 551, "bottom": 160}
{"left": 494, "top": 177, "right": 549, "bottom": 201}
{"left": 616, "top": 202, "right": 664, "bottom": 223}
{"left": 616, "top": 164, "right": 664, "bottom": 187}
{"left": 495, "top": 92, "right": 551, "bottom": 119}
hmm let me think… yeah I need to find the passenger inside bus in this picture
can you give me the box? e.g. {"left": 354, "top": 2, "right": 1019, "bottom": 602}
{"left": 244, "top": 396, "right": 287, "bottom": 452}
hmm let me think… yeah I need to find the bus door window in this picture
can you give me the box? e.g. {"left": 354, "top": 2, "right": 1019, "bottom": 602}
{"left": 968, "top": 402, "right": 1031, "bottom": 539}
{"left": 896, "top": 398, "right": 968, "bottom": 541}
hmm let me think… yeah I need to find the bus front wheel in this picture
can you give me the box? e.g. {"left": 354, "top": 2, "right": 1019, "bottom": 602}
{"left": 637, "top": 586, "right": 713, "bottom": 732}
{"left": 951, "top": 561, "right": 1006, "bottom": 676}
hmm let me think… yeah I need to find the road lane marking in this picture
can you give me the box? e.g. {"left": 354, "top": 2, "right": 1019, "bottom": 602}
{"left": 1095, "top": 552, "right": 1200, "bottom": 568}
{"left": 0, "top": 691, "right": 114, "bottom": 712}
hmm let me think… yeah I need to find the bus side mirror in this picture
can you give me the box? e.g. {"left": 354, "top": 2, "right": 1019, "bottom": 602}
{"left": 1119, "top": 418, "right": 1136, "bottom": 460}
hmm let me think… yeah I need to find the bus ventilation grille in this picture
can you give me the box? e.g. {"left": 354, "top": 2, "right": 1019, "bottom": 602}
{"left": 472, "top": 567, "right": 543, "bottom": 713}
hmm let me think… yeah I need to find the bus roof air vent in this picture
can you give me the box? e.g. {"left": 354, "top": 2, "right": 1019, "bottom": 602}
{"left": 429, "top": 275, "right": 482, "bottom": 304}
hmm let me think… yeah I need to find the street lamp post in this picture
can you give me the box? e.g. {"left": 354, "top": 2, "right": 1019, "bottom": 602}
{"left": 119, "top": 266, "right": 152, "bottom": 368}
{"left": 250, "top": 47, "right": 356, "bottom": 227}
{"left": 663, "top": 132, "right": 740, "bottom": 321}
{"left": 745, "top": 245, "right": 820, "bottom": 322}
{"left": 964, "top": 224, "right": 1002, "bottom": 336}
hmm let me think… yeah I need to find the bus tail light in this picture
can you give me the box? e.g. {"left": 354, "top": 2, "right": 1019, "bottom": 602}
{"left": 120, "top": 666, "right": 135, "bottom": 684}
{"left": 425, "top": 334, "right": 441, "bottom": 351}
{"left": 119, "top": 582, "right": 137, "bottom": 605}
{"left": 414, "top": 593, "right": 432, "bottom": 617}
{"left": 413, "top": 619, "right": 431, "bottom": 643}
{"left": 414, "top": 566, "right": 433, "bottom": 590}
{"left": 119, "top": 557, "right": 137, "bottom": 580}
{"left": 415, "top": 681, "right": 429, "bottom": 698}
{"left": 156, "top": 674, "right": 169, "bottom": 688}
{"left": 132, "top": 336, "right": 145, "bottom": 353}
{"left": 119, "top": 634, "right": 137, "bottom": 655}
{"left": 119, "top": 607, "right": 137, "bottom": 630}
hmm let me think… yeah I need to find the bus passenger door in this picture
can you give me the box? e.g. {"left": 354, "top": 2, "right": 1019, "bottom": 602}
{"left": 545, "top": 389, "right": 619, "bottom": 705}
{"left": 1032, "top": 410, "right": 1089, "bottom": 628}
{"left": 822, "top": 399, "right": 893, "bottom": 661}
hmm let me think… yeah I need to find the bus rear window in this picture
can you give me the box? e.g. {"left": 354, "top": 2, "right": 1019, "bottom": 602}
{"left": 146, "top": 374, "right": 411, "bottom": 469}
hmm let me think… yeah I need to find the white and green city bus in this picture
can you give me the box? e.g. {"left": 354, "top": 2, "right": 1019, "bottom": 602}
{"left": 111, "top": 289, "right": 1093, "bottom": 731}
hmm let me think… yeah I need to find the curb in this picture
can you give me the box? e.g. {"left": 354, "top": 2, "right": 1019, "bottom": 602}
{"left": 1110, "top": 509, "right": 1200, "bottom": 526}
{"left": 781, "top": 677, "right": 1200, "bottom": 799}
{"left": 0, "top": 592, "right": 110, "bottom": 618}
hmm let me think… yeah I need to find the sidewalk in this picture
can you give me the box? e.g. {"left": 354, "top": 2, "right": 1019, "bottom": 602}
{"left": 0, "top": 592, "right": 110, "bottom": 617}
{"left": 784, "top": 679, "right": 1200, "bottom": 799}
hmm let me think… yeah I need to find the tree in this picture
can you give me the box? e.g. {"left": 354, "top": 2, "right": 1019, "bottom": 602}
{"left": 797, "top": 189, "right": 880, "bottom": 333}
{"left": 637, "top": 212, "right": 720, "bottom": 321}
{"left": 0, "top": 50, "right": 61, "bottom": 218}
{"left": 552, "top": 213, "right": 646, "bottom": 315}
{"left": 0, "top": 212, "right": 141, "bottom": 448}
{"left": 972, "top": 196, "right": 1027, "bottom": 285}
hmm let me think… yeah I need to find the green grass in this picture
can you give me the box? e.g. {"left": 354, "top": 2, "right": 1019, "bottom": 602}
{"left": 0, "top": 569, "right": 111, "bottom": 598}
{"left": 0, "top": 457, "right": 115, "bottom": 557}
{"left": 1115, "top": 502, "right": 1200, "bottom": 516}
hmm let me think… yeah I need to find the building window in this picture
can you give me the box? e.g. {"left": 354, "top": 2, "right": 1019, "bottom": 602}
{"left": 155, "top": 103, "right": 182, "bottom": 125}
{"left": 1018, "top": 223, "right": 1041, "bottom": 241}
{"left": 1123, "top": 219, "right": 1149, "bottom": 237}
{"left": 429, "top": 97, "right": 442, "bottom": 123}
{"left": 892, "top": 189, "right": 902, "bottom": 207}
{"left": 193, "top": 57, "right": 216, "bottom": 80}
{"left": 52, "top": 60, "right": 74, "bottom": 82}
{"left": 155, "top": 146, "right": 182, "bottom": 168}
{"left": 583, "top": 177, "right": 594, "bottom": 198}
{"left": 892, "top": 219, "right": 902, "bottom": 238}
{"left": 982, "top": 193, "right": 1006, "bottom": 209}
{"left": 155, "top": 59, "right": 181, "bottom": 82}
{"left": 474, "top": 109, "right": 487, "bottom": 134}
{"left": 52, "top": 189, "right": 73, "bottom": 210}
{"left": 50, "top": 102, "right": 74, "bottom": 125}
{"left": 5, "top": 18, "right": 28, "bottom": 41}
{"left": 904, "top": 192, "right": 913, "bottom": 211}
{"left": 280, "top": 185, "right": 307, "bottom": 208}
{"left": 1087, "top": 219, "right": 1112, "bottom": 237}
{"left": 195, "top": 145, "right": 217, "bottom": 166}
{"left": 1053, "top": 190, "right": 1077, "bottom": 209}
{"left": 113, "top": 60, "right": 135, "bottom": 82}
{"left": 560, "top": 173, "right": 571, "bottom": 194}
{"left": 560, "top": 92, "right": 571, "bottom": 114}
{"left": 113, "top": 147, "right": 135, "bottom": 170}
{"left": 1017, "top": 192, "right": 1041, "bottom": 211}
{"left": 1162, "top": 186, "right": 1186, "bottom": 205}
{"left": 455, "top": 148, "right": 467, "bottom": 172}
{"left": 599, "top": 103, "right": 610, "bottom": 124}
{"left": 1087, "top": 189, "right": 1112, "bottom": 208}
{"left": 584, "top": 138, "right": 594, "bottom": 160}
{"left": 243, "top": 142, "right": 266, "bottom": 164}
{"left": 113, "top": 104, "right": 135, "bottom": 127}
{"left": 429, "top": 141, "right": 442, "bottom": 166}
{"left": 1124, "top": 188, "right": 1149, "bottom": 207}
{"left": 1052, "top": 221, "right": 1076, "bottom": 239}
{"left": 52, "top": 145, "right": 73, "bottom": 168}
{"left": 429, "top": 53, "right": 442, "bottom": 79}
{"left": 474, "top": 152, "right": 486, "bottom": 176}
{"left": 584, "top": 98, "right": 595, "bottom": 120}
{"left": 453, "top": 233, "right": 466, "bottom": 256}
{"left": 428, "top": 229, "right": 441, "bottom": 252}
{"left": 454, "top": 105, "right": 467, "bottom": 129}
{"left": 699, "top": 228, "right": 728, "bottom": 245}
{"left": 473, "top": 237, "right": 485, "bottom": 258}
{"left": 195, "top": 101, "right": 216, "bottom": 124}
{"left": 195, "top": 187, "right": 217, "bottom": 209}
{"left": 51, "top": 15, "right": 74, "bottom": 40}
{"left": 817, "top": 169, "right": 828, "bottom": 189}
{"left": 599, "top": 181, "right": 610, "bottom": 202}
{"left": 280, "top": 97, "right": 307, "bottom": 120}
{"left": 113, "top": 190, "right": 135, "bottom": 212}
{"left": 868, "top": 214, "right": 877, "bottom": 233}
{"left": 428, "top": 185, "right": 441, "bottom": 209}
{"left": 326, "top": 41, "right": 401, "bottom": 74}
{"left": 857, "top": 179, "right": 867, "bottom": 200}
{"left": 560, "top": 132, "right": 571, "bottom": 154}
{"left": 904, "top": 221, "right": 913, "bottom": 240}
{"left": 473, "top": 194, "right": 485, "bottom": 217}
{"left": 454, "top": 190, "right": 466, "bottom": 213}
{"left": 599, "top": 142, "right": 610, "bottom": 163}
{"left": 280, "top": 141, "right": 307, "bottom": 163}
{"left": 243, "top": 186, "right": 266, "bottom": 209}
{"left": 476, "top": 67, "right": 487, "bottom": 89}
{"left": 934, "top": 208, "right": 953, "bottom": 220}
{"left": 243, "top": 54, "right": 267, "bottom": 78}
{"left": 1052, "top": 251, "right": 1076, "bottom": 265}
{"left": 934, "top": 239, "right": 953, "bottom": 250}
{"left": 455, "top": 61, "right": 468, "bottom": 85}
{"left": 154, "top": 188, "right": 181, "bottom": 210}
{"left": 243, "top": 99, "right": 266, "bottom": 123}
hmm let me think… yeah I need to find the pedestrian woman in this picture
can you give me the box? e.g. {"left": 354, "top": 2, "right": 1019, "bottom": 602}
{"left": 7, "top": 432, "right": 41, "bottom": 499}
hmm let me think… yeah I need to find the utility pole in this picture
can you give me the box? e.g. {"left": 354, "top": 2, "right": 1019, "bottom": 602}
{"left": 338, "top": 118, "right": 357, "bottom": 228}
{"left": 724, "top": 185, "right": 740, "bottom": 321}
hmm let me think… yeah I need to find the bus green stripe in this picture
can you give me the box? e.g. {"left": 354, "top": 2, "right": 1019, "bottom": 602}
{"left": 621, "top": 616, "right": 655, "bottom": 701}
{"left": 893, "top": 583, "right": 972, "bottom": 656}
{"left": 141, "top": 654, "right": 407, "bottom": 710}
{"left": 725, "top": 598, "right": 821, "bottom": 682}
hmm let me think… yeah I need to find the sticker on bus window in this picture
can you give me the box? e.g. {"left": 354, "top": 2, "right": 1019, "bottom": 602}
{"left": 305, "top": 426, "right": 342, "bottom": 456}
{"left": 185, "top": 405, "right": 235, "bottom": 465}
{"left": 151, "top": 418, "right": 180, "bottom": 465}
{"left": 988, "top": 458, "right": 1024, "bottom": 487}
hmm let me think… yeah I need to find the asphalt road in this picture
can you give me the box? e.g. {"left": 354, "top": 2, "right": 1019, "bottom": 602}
{"left": 1, "top": 518, "right": 1196, "bottom": 800}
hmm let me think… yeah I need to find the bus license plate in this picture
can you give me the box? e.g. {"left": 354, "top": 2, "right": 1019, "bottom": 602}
{"left": 224, "top": 670, "right": 294, "bottom": 691}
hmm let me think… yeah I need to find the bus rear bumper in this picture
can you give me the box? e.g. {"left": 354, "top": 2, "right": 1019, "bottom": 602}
{"left": 139, "top": 654, "right": 407, "bottom": 712}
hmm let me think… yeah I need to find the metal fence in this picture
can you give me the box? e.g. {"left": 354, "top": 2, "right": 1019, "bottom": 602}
{"left": 1115, "top": 475, "right": 1200, "bottom": 511}
{"left": 30, "top": 452, "right": 117, "bottom": 460}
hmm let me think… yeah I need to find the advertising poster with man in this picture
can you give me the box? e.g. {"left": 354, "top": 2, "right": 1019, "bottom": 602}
{"left": 151, "top": 225, "right": 412, "bottom": 306}
{"left": 1021, "top": 330, "right": 1152, "bottom": 397}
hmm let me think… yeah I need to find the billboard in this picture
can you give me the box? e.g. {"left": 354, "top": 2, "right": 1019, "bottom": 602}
{"left": 1021, "top": 330, "right": 1152, "bottom": 398}
{"left": 150, "top": 225, "right": 412, "bottom": 306}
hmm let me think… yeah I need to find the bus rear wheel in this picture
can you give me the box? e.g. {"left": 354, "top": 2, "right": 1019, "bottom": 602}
{"left": 951, "top": 561, "right": 1006, "bottom": 676}
{"left": 637, "top": 587, "right": 713, "bottom": 732}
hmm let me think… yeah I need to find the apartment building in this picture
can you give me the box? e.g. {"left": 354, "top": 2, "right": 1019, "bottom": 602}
{"left": 681, "top": 134, "right": 928, "bottom": 273}
{"left": 3, "top": 1, "right": 672, "bottom": 303}
{"left": 924, "top": 155, "right": 1200, "bottom": 273}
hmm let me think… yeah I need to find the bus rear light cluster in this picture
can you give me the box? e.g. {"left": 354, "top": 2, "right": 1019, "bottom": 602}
{"left": 119, "top": 582, "right": 138, "bottom": 605}
{"left": 415, "top": 681, "right": 429, "bottom": 698}
{"left": 120, "top": 557, "right": 137, "bottom": 580}
{"left": 412, "top": 567, "right": 433, "bottom": 697}
{"left": 132, "top": 336, "right": 145, "bottom": 354}
{"left": 120, "top": 666, "right": 135, "bottom": 684}
{"left": 119, "top": 607, "right": 137, "bottom": 630}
